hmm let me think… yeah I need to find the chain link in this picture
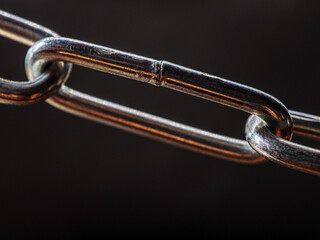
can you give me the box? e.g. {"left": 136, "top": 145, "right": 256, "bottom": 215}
{"left": 0, "top": 10, "right": 71, "bottom": 104}
{"left": 26, "top": 37, "right": 294, "bottom": 163}
{"left": 0, "top": 10, "right": 320, "bottom": 175}
{"left": 246, "top": 112, "right": 320, "bottom": 175}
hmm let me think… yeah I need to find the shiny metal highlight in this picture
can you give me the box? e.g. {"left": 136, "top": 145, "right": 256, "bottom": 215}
{"left": 0, "top": 10, "right": 71, "bottom": 104}
{"left": 246, "top": 112, "right": 320, "bottom": 175}
{"left": 4, "top": 9, "right": 319, "bottom": 175}
{"left": 25, "top": 37, "right": 293, "bottom": 162}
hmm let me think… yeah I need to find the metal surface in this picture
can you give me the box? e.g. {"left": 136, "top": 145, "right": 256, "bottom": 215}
{"left": 0, "top": 9, "right": 71, "bottom": 104}
{"left": 291, "top": 110, "right": 320, "bottom": 139}
{"left": 1, "top": 9, "right": 320, "bottom": 175}
{"left": 25, "top": 37, "right": 293, "bottom": 162}
{"left": 246, "top": 112, "right": 320, "bottom": 175}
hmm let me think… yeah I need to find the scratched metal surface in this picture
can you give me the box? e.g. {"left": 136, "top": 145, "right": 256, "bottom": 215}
{"left": 0, "top": 0, "right": 319, "bottom": 238}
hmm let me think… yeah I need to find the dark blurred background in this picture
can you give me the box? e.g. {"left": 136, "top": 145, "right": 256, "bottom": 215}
{"left": 0, "top": 0, "right": 320, "bottom": 238}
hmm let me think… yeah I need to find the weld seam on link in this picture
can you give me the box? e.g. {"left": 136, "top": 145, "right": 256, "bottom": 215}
{"left": 3, "top": 9, "right": 320, "bottom": 175}
{"left": 25, "top": 37, "right": 294, "bottom": 163}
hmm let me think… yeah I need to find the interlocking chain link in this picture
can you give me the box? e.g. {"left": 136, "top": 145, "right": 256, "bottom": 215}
{"left": 1, "top": 10, "right": 320, "bottom": 175}
{"left": 26, "top": 37, "right": 294, "bottom": 163}
{"left": 246, "top": 112, "right": 320, "bottom": 175}
{"left": 0, "top": 10, "right": 71, "bottom": 104}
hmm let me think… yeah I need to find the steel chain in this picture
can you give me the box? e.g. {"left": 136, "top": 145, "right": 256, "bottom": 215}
{"left": 0, "top": 10, "right": 319, "bottom": 175}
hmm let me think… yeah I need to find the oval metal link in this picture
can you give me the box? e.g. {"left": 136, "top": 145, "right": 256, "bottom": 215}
{"left": 25, "top": 37, "right": 293, "bottom": 163}
{"left": 246, "top": 111, "right": 320, "bottom": 175}
{"left": 0, "top": 10, "right": 71, "bottom": 104}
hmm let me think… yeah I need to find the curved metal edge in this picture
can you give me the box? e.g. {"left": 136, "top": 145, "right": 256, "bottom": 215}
{"left": 47, "top": 86, "right": 264, "bottom": 163}
{"left": 26, "top": 37, "right": 293, "bottom": 140}
{"left": 24, "top": 37, "right": 297, "bottom": 163}
{"left": 246, "top": 114, "right": 320, "bottom": 175}
{"left": 0, "top": 9, "right": 58, "bottom": 46}
{"left": 0, "top": 62, "right": 71, "bottom": 104}
{"left": 0, "top": 9, "right": 71, "bottom": 104}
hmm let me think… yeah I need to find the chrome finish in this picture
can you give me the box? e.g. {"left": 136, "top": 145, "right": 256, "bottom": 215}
{"left": 48, "top": 85, "right": 262, "bottom": 163}
{"left": 3, "top": 9, "right": 319, "bottom": 175}
{"left": 291, "top": 110, "right": 320, "bottom": 139}
{"left": 0, "top": 10, "right": 71, "bottom": 104}
{"left": 25, "top": 37, "right": 293, "bottom": 162}
{"left": 246, "top": 112, "right": 320, "bottom": 175}
{"left": 0, "top": 9, "right": 58, "bottom": 46}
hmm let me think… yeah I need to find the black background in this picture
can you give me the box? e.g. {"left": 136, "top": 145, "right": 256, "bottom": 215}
{"left": 1, "top": 0, "right": 320, "bottom": 238}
